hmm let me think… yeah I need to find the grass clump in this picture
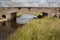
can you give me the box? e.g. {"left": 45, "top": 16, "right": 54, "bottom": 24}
{"left": 9, "top": 17, "right": 60, "bottom": 40}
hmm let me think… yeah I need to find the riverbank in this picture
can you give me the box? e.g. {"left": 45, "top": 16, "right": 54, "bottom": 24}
{"left": 0, "top": 17, "right": 8, "bottom": 22}
{"left": 9, "top": 17, "right": 60, "bottom": 40}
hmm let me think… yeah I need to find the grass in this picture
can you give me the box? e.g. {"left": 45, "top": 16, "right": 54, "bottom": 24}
{"left": 9, "top": 15, "right": 60, "bottom": 40}
{"left": 16, "top": 12, "right": 43, "bottom": 17}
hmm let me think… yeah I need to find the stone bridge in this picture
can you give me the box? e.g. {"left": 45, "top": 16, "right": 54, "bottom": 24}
{"left": 0, "top": 7, "right": 60, "bottom": 21}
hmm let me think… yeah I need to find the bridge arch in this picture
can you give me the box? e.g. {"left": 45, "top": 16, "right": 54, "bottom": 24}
{"left": 2, "top": 14, "right": 6, "bottom": 18}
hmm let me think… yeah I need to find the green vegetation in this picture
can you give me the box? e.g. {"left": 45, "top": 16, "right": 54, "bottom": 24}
{"left": 9, "top": 16, "right": 60, "bottom": 40}
{"left": 16, "top": 12, "right": 43, "bottom": 17}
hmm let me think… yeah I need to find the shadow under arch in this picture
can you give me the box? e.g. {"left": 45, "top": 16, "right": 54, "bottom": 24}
{"left": 54, "top": 15, "right": 57, "bottom": 18}
{"left": 11, "top": 12, "right": 17, "bottom": 21}
{"left": 37, "top": 12, "right": 48, "bottom": 18}
{"left": 42, "top": 12, "right": 48, "bottom": 16}
{"left": 2, "top": 15, "right": 6, "bottom": 18}
{"left": 59, "top": 15, "right": 60, "bottom": 18}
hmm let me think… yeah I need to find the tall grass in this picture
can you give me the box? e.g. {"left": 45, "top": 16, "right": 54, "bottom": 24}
{"left": 9, "top": 16, "right": 60, "bottom": 40}
{"left": 16, "top": 12, "right": 42, "bottom": 17}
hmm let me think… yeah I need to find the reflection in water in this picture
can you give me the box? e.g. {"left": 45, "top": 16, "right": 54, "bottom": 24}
{"left": 16, "top": 14, "right": 37, "bottom": 24}
{"left": 0, "top": 14, "right": 36, "bottom": 40}
{"left": 16, "top": 18, "right": 31, "bottom": 24}
{"left": 0, "top": 21, "right": 18, "bottom": 40}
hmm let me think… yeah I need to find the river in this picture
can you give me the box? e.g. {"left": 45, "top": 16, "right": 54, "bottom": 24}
{"left": 0, "top": 14, "right": 37, "bottom": 40}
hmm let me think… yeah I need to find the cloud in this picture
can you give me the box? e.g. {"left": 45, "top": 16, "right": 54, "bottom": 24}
{"left": 11, "top": 0, "right": 35, "bottom": 2}
{"left": 11, "top": 0, "right": 47, "bottom": 2}
{"left": 41, "top": 0, "right": 46, "bottom": 2}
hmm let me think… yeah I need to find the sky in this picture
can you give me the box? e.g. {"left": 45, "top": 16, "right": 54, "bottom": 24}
{"left": 11, "top": 0, "right": 58, "bottom": 5}
{"left": 11, "top": 0, "right": 57, "bottom": 2}
{"left": 0, "top": 0, "right": 59, "bottom": 7}
{"left": 11, "top": 0, "right": 49, "bottom": 2}
{"left": 0, "top": 0, "right": 58, "bottom": 2}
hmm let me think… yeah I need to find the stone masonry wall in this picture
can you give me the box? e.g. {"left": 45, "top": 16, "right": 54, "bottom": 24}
{"left": 0, "top": 7, "right": 60, "bottom": 21}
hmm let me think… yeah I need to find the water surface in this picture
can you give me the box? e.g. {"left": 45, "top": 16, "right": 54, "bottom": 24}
{"left": 0, "top": 21, "right": 18, "bottom": 40}
{"left": 16, "top": 14, "right": 37, "bottom": 24}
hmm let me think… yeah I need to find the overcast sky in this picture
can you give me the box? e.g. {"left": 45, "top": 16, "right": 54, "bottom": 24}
{"left": 11, "top": 0, "right": 45, "bottom": 2}
{"left": 0, "top": 0, "right": 59, "bottom": 7}
{"left": 0, "top": 0, "right": 58, "bottom": 2}
{"left": 11, "top": 0, "right": 57, "bottom": 2}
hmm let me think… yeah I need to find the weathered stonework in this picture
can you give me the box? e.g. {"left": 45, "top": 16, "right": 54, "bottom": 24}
{"left": 0, "top": 7, "right": 60, "bottom": 21}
